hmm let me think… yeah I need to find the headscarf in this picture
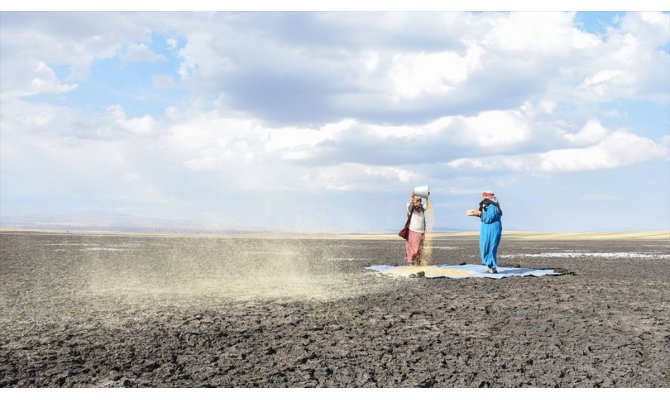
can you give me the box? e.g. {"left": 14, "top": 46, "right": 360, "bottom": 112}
{"left": 482, "top": 191, "right": 497, "bottom": 202}
{"left": 479, "top": 191, "right": 502, "bottom": 214}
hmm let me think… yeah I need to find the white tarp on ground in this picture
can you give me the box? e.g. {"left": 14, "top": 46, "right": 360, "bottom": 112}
{"left": 365, "top": 264, "right": 564, "bottom": 279}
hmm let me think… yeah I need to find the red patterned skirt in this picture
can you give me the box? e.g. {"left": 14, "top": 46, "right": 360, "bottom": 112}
{"left": 405, "top": 230, "right": 425, "bottom": 264}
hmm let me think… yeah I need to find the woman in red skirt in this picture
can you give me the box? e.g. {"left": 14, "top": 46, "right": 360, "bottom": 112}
{"left": 405, "top": 192, "right": 426, "bottom": 265}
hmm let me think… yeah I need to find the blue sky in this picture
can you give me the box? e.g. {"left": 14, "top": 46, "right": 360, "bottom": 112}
{"left": 1, "top": 7, "right": 669, "bottom": 233}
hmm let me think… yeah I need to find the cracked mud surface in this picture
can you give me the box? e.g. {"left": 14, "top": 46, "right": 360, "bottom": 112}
{"left": 1, "top": 231, "right": 668, "bottom": 387}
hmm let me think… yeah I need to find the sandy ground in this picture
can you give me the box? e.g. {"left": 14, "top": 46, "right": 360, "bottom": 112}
{"left": 0, "top": 230, "right": 668, "bottom": 387}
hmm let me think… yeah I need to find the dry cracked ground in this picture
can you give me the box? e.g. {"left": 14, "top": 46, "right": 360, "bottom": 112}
{"left": 1, "top": 231, "right": 668, "bottom": 387}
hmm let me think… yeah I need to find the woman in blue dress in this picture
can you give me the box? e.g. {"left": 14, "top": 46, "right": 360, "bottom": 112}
{"left": 472, "top": 191, "right": 503, "bottom": 274}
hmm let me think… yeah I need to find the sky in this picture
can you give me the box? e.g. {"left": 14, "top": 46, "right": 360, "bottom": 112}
{"left": 1, "top": 4, "right": 669, "bottom": 233}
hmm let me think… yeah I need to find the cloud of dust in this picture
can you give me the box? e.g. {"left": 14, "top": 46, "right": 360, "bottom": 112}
{"left": 84, "top": 236, "right": 384, "bottom": 303}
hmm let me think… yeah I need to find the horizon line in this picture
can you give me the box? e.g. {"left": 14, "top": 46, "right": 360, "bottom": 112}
{"left": 1, "top": 227, "right": 668, "bottom": 240}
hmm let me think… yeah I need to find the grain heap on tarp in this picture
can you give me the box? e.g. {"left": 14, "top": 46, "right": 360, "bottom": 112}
{"left": 366, "top": 264, "right": 564, "bottom": 279}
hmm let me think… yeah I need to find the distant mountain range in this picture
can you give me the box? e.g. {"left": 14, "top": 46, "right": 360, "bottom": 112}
{"left": 0, "top": 213, "right": 517, "bottom": 235}
{"left": 0, "top": 212, "right": 253, "bottom": 234}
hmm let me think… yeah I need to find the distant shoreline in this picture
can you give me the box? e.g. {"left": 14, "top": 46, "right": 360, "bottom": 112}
{"left": 1, "top": 227, "right": 668, "bottom": 241}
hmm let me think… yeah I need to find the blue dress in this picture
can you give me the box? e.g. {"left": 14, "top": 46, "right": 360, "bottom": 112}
{"left": 479, "top": 202, "right": 502, "bottom": 270}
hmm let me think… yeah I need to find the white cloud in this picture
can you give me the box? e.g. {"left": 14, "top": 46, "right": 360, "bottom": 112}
{"left": 121, "top": 115, "right": 156, "bottom": 135}
{"left": 167, "top": 114, "right": 258, "bottom": 154}
{"left": 0, "top": 97, "right": 80, "bottom": 141}
{"left": 29, "top": 62, "right": 78, "bottom": 95}
{"left": 570, "top": 28, "right": 602, "bottom": 49}
{"left": 567, "top": 12, "right": 670, "bottom": 103}
{"left": 364, "top": 52, "right": 379, "bottom": 71}
{"left": 177, "top": 30, "right": 236, "bottom": 82}
{"left": 302, "top": 163, "right": 421, "bottom": 191}
{"left": 576, "top": 68, "right": 636, "bottom": 101}
{"left": 562, "top": 118, "right": 608, "bottom": 146}
{"left": 539, "top": 131, "right": 667, "bottom": 171}
{"left": 0, "top": 13, "right": 159, "bottom": 98}
{"left": 388, "top": 46, "right": 482, "bottom": 99}
{"left": 183, "top": 156, "right": 219, "bottom": 171}
{"left": 1, "top": 100, "right": 174, "bottom": 208}
{"left": 455, "top": 110, "right": 532, "bottom": 149}
{"left": 483, "top": 12, "right": 596, "bottom": 54}
{"left": 627, "top": 12, "right": 670, "bottom": 48}
{"left": 448, "top": 128, "right": 668, "bottom": 173}
{"left": 100, "top": 105, "right": 157, "bottom": 136}
{"left": 166, "top": 37, "right": 178, "bottom": 49}
{"left": 263, "top": 121, "right": 345, "bottom": 159}
{"left": 121, "top": 43, "right": 166, "bottom": 62}
{"left": 130, "top": 11, "right": 667, "bottom": 126}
